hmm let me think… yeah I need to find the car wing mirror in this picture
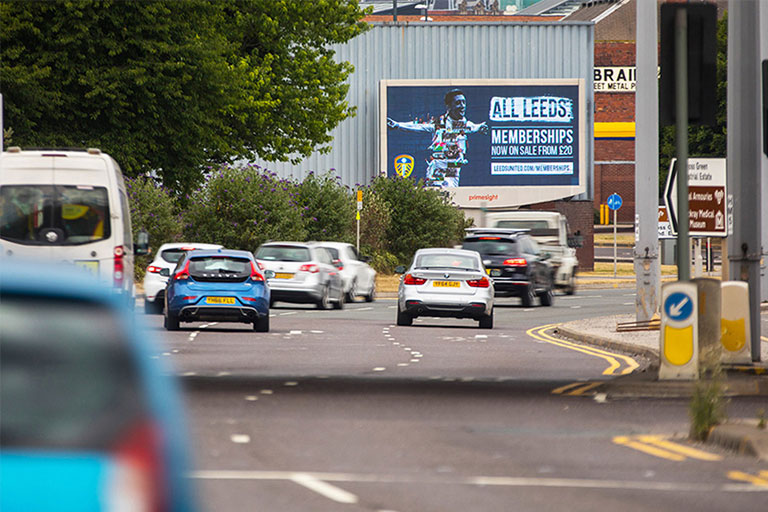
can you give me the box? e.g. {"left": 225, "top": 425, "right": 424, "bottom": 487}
{"left": 160, "top": 268, "right": 171, "bottom": 277}
{"left": 264, "top": 270, "right": 276, "bottom": 279}
{"left": 394, "top": 265, "right": 406, "bottom": 274}
{"left": 567, "top": 233, "right": 584, "bottom": 248}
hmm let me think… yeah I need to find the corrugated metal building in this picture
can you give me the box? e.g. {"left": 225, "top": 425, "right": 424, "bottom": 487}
{"left": 252, "top": 22, "right": 595, "bottom": 200}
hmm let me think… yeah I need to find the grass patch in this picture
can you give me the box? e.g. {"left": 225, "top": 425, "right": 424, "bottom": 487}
{"left": 594, "top": 233, "right": 636, "bottom": 246}
{"left": 376, "top": 274, "right": 401, "bottom": 293}
{"left": 581, "top": 262, "right": 679, "bottom": 277}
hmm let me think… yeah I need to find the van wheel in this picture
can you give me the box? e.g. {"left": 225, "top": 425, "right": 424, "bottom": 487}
{"left": 254, "top": 315, "right": 269, "bottom": 332}
{"left": 564, "top": 273, "right": 576, "bottom": 295}
{"left": 164, "top": 311, "right": 180, "bottom": 331}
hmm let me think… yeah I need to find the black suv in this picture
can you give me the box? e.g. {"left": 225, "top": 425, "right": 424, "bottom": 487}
{"left": 461, "top": 228, "right": 554, "bottom": 307}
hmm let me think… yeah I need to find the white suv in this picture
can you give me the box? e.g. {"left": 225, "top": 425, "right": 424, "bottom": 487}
{"left": 142, "top": 242, "right": 222, "bottom": 314}
{"left": 315, "top": 242, "right": 376, "bottom": 302}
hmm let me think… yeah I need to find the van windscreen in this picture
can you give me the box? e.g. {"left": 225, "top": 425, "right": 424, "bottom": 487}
{"left": 0, "top": 185, "right": 111, "bottom": 246}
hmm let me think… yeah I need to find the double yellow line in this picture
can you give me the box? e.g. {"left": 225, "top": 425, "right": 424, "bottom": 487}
{"left": 613, "top": 435, "right": 722, "bottom": 462}
{"left": 728, "top": 470, "right": 768, "bottom": 487}
{"left": 527, "top": 324, "right": 639, "bottom": 377}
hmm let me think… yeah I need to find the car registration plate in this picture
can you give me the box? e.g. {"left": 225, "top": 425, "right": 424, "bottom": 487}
{"left": 274, "top": 272, "right": 294, "bottom": 279}
{"left": 206, "top": 296, "right": 236, "bottom": 304}
{"left": 490, "top": 269, "right": 502, "bottom": 277}
{"left": 75, "top": 260, "right": 99, "bottom": 275}
{"left": 433, "top": 281, "right": 460, "bottom": 288}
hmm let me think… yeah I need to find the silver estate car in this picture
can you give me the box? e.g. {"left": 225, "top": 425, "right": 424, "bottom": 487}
{"left": 395, "top": 248, "right": 494, "bottom": 329}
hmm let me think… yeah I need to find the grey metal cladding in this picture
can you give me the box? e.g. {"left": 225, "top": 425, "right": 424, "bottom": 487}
{"left": 251, "top": 22, "right": 594, "bottom": 190}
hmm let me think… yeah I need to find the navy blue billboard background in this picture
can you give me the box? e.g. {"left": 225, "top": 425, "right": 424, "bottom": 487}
{"left": 384, "top": 84, "right": 581, "bottom": 187}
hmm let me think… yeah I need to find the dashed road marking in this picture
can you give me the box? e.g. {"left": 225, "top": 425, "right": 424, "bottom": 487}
{"left": 290, "top": 473, "right": 359, "bottom": 504}
{"left": 373, "top": 367, "right": 386, "bottom": 372}
{"left": 230, "top": 434, "right": 251, "bottom": 444}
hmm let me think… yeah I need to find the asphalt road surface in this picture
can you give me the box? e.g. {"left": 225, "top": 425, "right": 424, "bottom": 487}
{"left": 143, "top": 290, "right": 768, "bottom": 511}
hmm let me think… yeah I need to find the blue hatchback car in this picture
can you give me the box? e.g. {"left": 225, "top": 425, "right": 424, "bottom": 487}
{"left": 164, "top": 249, "right": 271, "bottom": 332}
{"left": 0, "top": 261, "right": 198, "bottom": 512}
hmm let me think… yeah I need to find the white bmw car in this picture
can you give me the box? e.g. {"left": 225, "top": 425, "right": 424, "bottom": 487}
{"left": 396, "top": 248, "right": 494, "bottom": 329}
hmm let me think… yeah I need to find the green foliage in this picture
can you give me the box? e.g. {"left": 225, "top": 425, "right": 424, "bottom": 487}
{"left": 689, "top": 362, "right": 727, "bottom": 442}
{"left": 182, "top": 164, "right": 306, "bottom": 253}
{"left": 0, "top": 0, "right": 370, "bottom": 192}
{"left": 125, "top": 176, "right": 184, "bottom": 281}
{"left": 295, "top": 171, "right": 355, "bottom": 242}
{"left": 660, "top": 11, "right": 728, "bottom": 194}
{"left": 368, "top": 176, "right": 468, "bottom": 265}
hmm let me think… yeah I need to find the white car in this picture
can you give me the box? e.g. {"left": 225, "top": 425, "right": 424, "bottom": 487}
{"left": 315, "top": 242, "right": 376, "bottom": 302}
{"left": 142, "top": 242, "right": 223, "bottom": 314}
{"left": 396, "top": 248, "right": 494, "bottom": 329}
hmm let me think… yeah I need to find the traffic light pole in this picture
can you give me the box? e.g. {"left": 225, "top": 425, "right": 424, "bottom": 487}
{"left": 675, "top": 8, "right": 690, "bottom": 281}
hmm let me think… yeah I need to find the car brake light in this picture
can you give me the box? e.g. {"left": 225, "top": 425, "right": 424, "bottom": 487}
{"left": 299, "top": 264, "right": 319, "bottom": 273}
{"left": 503, "top": 257, "right": 527, "bottom": 267}
{"left": 403, "top": 274, "right": 427, "bottom": 285}
{"left": 242, "top": 297, "right": 258, "bottom": 302}
{"left": 114, "top": 246, "right": 124, "bottom": 288}
{"left": 256, "top": 261, "right": 265, "bottom": 271}
{"left": 333, "top": 259, "right": 344, "bottom": 270}
{"left": 250, "top": 262, "right": 264, "bottom": 281}
{"left": 174, "top": 261, "right": 190, "bottom": 281}
{"left": 478, "top": 237, "right": 501, "bottom": 240}
{"left": 147, "top": 265, "right": 163, "bottom": 274}
{"left": 467, "top": 276, "right": 491, "bottom": 288}
{"left": 111, "top": 420, "right": 166, "bottom": 512}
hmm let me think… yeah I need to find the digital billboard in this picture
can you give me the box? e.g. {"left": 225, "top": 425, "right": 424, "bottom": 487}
{"left": 380, "top": 79, "right": 587, "bottom": 208}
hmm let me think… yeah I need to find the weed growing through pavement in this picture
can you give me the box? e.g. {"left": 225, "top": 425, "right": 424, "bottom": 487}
{"left": 689, "top": 352, "right": 727, "bottom": 441}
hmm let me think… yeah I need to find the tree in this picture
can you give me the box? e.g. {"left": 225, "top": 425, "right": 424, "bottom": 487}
{"left": 0, "top": 0, "right": 369, "bottom": 192}
{"left": 659, "top": 11, "right": 727, "bottom": 194}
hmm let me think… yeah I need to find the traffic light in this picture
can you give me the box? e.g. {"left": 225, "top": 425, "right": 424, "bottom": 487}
{"left": 659, "top": 3, "right": 718, "bottom": 126}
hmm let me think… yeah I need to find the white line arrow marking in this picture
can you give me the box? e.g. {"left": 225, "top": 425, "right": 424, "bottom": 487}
{"left": 669, "top": 296, "right": 689, "bottom": 317}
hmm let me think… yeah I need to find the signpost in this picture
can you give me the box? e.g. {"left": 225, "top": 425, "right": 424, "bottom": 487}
{"left": 664, "top": 158, "right": 727, "bottom": 237}
{"left": 659, "top": 281, "right": 699, "bottom": 380}
{"left": 356, "top": 190, "right": 363, "bottom": 252}
{"left": 607, "top": 193, "right": 622, "bottom": 278}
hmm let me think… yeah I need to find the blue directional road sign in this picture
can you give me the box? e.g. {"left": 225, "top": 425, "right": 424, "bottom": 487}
{"left": 607, "top": 193, "right": 623, "bottom": 211}
{"left": 664, "top": 291, "right": 694, "bottom": 322}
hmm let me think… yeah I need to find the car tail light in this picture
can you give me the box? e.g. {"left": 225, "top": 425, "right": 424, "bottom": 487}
{"left": 299, "top": 264, "right": 319, "bottom": 273}
{"left": 467, "top": 276, "right": 491, "bottom": 288}
{"left": 242, "top": 297, "right": 258, "bottom": 302}
{"left": 503, "top": 257, "right": 527, "bottom": 267}
{"left": 114, "top": 246, "right": 125, "bottom": 288}
{"left": 478, "top": 236, "right": 501, "bottom": 240}
{"left": 333, "top": 259, "right": 344, "bottom": 270}
{"left": 250, "top": 262, "right": 264, "bottom": 282}
{"left": 256, "top": 261, "right": 265, "bottom": 271}
{"left": 403, "top": 274, "right": 427, "bottom": 285}
{"left": 174, "top": 261, "right": 190, "bottom": 281}
{"left": 181, "top": 296, "right": 197, "bottom": 301}
{"left": 109, "top": 420, "right": 165, "bottom": 512}
{"left": 146, "top": 265, "right": 163, "bottom": 274}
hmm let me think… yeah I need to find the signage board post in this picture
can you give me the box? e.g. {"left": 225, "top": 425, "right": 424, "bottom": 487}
{"left": 659, "top": 281, "right": 699, "bottom": 380}
{"left": 607, "top": 193, "right": 622, "bottom": 279}
{"left": 356, "top": 190, "right": 363, "bottom": 252}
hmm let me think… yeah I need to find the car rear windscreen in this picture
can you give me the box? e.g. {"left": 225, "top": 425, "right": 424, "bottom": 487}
{"left": 0, "top": 296, "right": 144, "bottom": 450}
{"left": 161, "top": 248, "right": 188, "bottom": 264}
{"left": 255, "top": 246, "right": 311, "bottom": 262}
{"left": 188, "top": 256, "right": 251, "bottom": 276}
{"left": 0, "top": 185, "right": 111, "bottom": 245}
{"left": 495, "top": 220, "right": 550, "bottom": 230}
{"left": 462, "top": 239, "right": 520, "bottom": 256}
{"left": 415, "top": 254, "right": 480, "bottom": 270}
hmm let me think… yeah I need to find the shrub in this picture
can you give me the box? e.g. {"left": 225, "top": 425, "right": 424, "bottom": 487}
{"left": 368, "top": 175, "right": 468, "bottom": 265}
{"left": 182, "top": 164, "right": 306, "bottom": 253}
{"left": 295, "top": 171, "right": 355, "bottom": 242}
{"left": 125, "top": 176, "right": 183, "bottom": 281}
{"left": 689, "top": 361, "right": 727, "bottom": 441}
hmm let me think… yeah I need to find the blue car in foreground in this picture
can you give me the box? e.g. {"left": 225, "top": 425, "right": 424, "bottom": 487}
{"left": 164, "top": 249, "right": 271, "bottom": 332}
{"left": 0, "top": 261, "right": 197, "bottom": 511}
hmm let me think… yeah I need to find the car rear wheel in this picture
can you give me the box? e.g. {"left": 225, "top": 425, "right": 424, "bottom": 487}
{"left": 333, "top": 289, "right": 345, "bottom": 310}
{"left": 254, "top": 314, "right": 269, "bottom": 332}
{"left": 539, "top": 285, "right": 555, "bottom": 307}
{"left": 564, "top": 272, "right": 576, "bottom": 295}
{"left": 164, "top": 311, "right": 180, "bottom": 331}
{"left": 521, "top": 285, "right": 536, "bottom": 307}
{"left": 364, "top": 281, "right": 375, "bottom": 303}
{"left": 345, "top": 280, "right": 358, "bottom": 303}
{"left": 316, "top": 285, "right": 330, "bottom": 310}
{"left": 396, "top": 304, "right": 412, "bottom": 326}
{"left": 478, "top": 309, "right": 494, "bottom": 329}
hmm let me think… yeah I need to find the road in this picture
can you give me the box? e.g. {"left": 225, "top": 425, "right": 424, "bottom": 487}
{"left": 143, "top": 290, "right": 768, "bottom": 511}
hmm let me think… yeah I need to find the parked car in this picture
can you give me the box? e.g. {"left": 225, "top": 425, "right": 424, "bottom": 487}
{"left": 164, "top": 249, "right": 271, "bottom": 331}
{"left": 395, "top": 248, "right": 494, "bottom": 329}
{"left": 315, "top": 242, "right": 376, "bottom": 302}
{"left": 143, "top": 242, "right": 223, "bottom": 314}
{"left": 0, "top": 260, "right": 198, "bottom": 511}
{"left": 462, "top": 228, "right": 555, "bottom": 307}
{"left": 255, "top": 242, "right": 344, "bottom": 309}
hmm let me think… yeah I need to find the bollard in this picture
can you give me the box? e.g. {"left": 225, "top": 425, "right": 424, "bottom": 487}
{"left": 719, "top": 281, "right": 751, "bottom": 364}
{"left": 659, "top": 281, "right": 699, "bottom": 380}
{"left": 692, "top": 278, "right": 721, "bottom": 367}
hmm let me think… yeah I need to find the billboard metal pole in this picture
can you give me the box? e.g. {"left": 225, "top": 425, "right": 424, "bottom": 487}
{"left": 634, "top": 0, "right": 661, "bottom": 321}
{"left": 675, "top": 8, "right": 690, "bottom": 282}
{"left": 727, "top": 0, "right": 763, "bottom": 362}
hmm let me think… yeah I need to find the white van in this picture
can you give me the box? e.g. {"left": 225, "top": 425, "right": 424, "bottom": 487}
{"left": 0, "top": 147, "right": 148, "bottom": 298}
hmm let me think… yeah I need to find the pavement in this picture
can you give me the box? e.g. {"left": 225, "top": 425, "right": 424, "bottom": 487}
{"left": 554, "top": 296, "right": 768, "bottom": 462}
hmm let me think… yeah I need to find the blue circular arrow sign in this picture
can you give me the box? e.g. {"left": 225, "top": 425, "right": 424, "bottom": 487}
{"left": 664, "top": 291, "right": 694, "bottom": 322}
{"left": 607, "top": 193, "right": 623, "bottom": 211}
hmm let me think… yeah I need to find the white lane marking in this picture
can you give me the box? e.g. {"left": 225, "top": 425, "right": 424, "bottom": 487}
{"left": 290, "top": 473, "right": 358, "bottom": 504}
{"left": 410, "top": 359, "right": 420, "bottom": 363}
{"left": 373, "top": 367, "right": 386, "bottom": 372}
{"left": 260, "top": 389, "right": 273, "bottom": 395}
{"left": 269, "top": 314, "right": 277, "bottom": 318}
{"left": 393, "top": 342, "right": 400, "bottom": 346}
{"left": 353, "top": 307, "right": 374, "bottom": 311}
{"left": 310, "top": 330, "right": 324, "bottom": 334}
{"left": 230, "top": 434, "right": 250, "bottom": 444}
{"left": 475, "top": 335, "right": 488, "bottom": 339}
{"left": 281, "top": 312, "right": 297, "bottom": 316}
{"left": 523, "top": 308, "right": 535, "bottom": 312}
{"left": 289, "top": 330, "right": 302, "bottom": 335}
{"left": 570, "top": 306, "right": 582, "bottom": 309}
{"left": 388, "top": 306, "right": 397, "bottom": 309}
{"left": 217, "top": 371, "right": 231, "bottom": 377}
{"left": 162, "top": 352, "right": 171, "bottom": 356}
{"left": 397, "top": 363, "right": 409, "bottom": 367}
{"left": 245, "top": 395, "right": 259, "bottom": 401}
{"left": 182, "top": 372, "right": 196, "bottom": 376}
{"left": 192, "top": 469, "right": 768, "bottom": 493}
{"left": 623, "top": 302, "right": 634, "bottom": 306}
{"left": 284, "top": 381, "right": 299, "bottom": 387}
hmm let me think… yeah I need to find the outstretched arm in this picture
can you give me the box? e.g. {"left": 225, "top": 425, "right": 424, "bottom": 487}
{"left": 466, "top": 121, "right": 489, "bottom": 135}
{"left": 387, "top": 117, "right": 435, "bottom": 133}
